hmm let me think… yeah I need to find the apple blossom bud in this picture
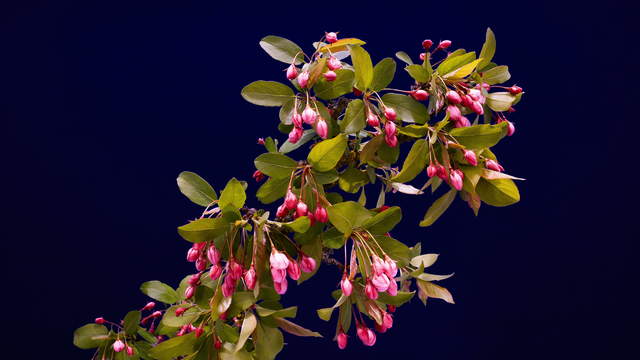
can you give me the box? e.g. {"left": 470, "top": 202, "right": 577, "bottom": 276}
{"left": 367, "top": 112, "right": 380, "bottom": 127}
{"left": 323, "top": 70, "right": 337, "bottom": 81}
{"left": 383, "top": 312, "right": 393, "bottom": 329}
{"left": 385, "top": 134, "right": 398, "bottom": 147}
{"left": 302, "top": 106, "right": 317, "bottom": 124}
{"left": 412, "top": 89, "right": 429, "bottom": 101}
{"left": 188, "top": 274, "right": 200, "bottom": 286}
{"left": 508, "top": 85, "right": 523, "bottom": 94}
{"left": 456, "top": 116, "right": 471, "bottom": 128}
{"left": 286, "top": 64, "right": 298, "bottom": 80}
{"left": 207, "top": 245, "right": 220, "bottom": 264}
{"left": 384, "top": 121, "right": 396, "bottom": 138}
{"left": 384, "top": 255, "right": 398, "bottom": 278}
{"left": 450, "top": 169, "right": 464, "bottom": 191}
{"left": 447, "top": 105, "right": 462, "bottom": 122}
{"left": 387, "top": 277, "right": 398, "bottom": 296}
{"left": 326, "top": 32, "right": 338, "bottom": 43}
{"left": 113, "top": 340, "right": 125, "bottom": 353}
{"left": 419, "top": 52, "right": 426, "bottom": 61}
{"left": 297, "top": 71, "right": 309, "bottom": 88}
{"left": 316, "top": 119, "right": 328, "bottom": 139}
{"left": 271, "top": 267, "right": 287, "bottom": 283}
{"left": 422, "top": 39, "right": 433, "bottom": 49}
{"left": 126, "top": 345, "right": 135, "bottom": 356}
{"left": 195, "top": 326, "right": 204, "bottom": 338}
{"left": 372, "top": 255, "right": 385, "bottom": 275}
{"left": 446, "top": 90, "right": 462, "bottom": 104}
{"left": 427, "top": 163, "right": 437, "bottom": 177}
{"left": 95, "top": 317, "right": 105, "bottom": 324}
{"left": 270, "top": 250, "right": 290, "bottom": 270}
{"left": 287, "top": 260, "right": 301, "bottom": 280}
{"left": 214, "top": 338, "right": 222, "bottom": 349}
{"left": 274, "top": 278, "right": 288, "bottom": 295}
{"left": 296, "top": 201, "right": 308, "bottom": 217}
{"left": 341, "top": 275, "right": 353, "bottom": 296}
{"left": 384, "top": 107, "right": 397, "bottom": 121}
{"left": 337, "top": 331, "right": 348, "bottom": 349}
{"left": 195, "top": 258, "right": 207, "bottom": 271}
{"left": 436, "top": 164, "right": 447, "bottom": 179}
{"left": 284, "top": 190, "right": 298, "bottom": 210}
{"left": 300, "top": 255, "right": 316, "bottom": 273}
{"left": 288, "top": 126, "right": 303, "bottom": 144}
{"left": 209, "top": 264, "right": 222, "bottom": 280}
{"left": 292, "top": 112, "right": 302, "bottom": 127}
{"left": 461, "top": 94, "right": 473, "bottom": 107}
{"left": 372, "top": 273, "right": 390, "bottom": 292}
{"left": 186, "top": 248, "right": 199, "bottom": 262}
{"left": 365, "top": 280, "right": 379, "bottom": 300}
{"left": 357, "top": 326, "right": 377, "bottom": 346}
{"left": 438, "top": 40, "right": 452, "bottom": 49}
{"left": 257, "top": 138, "right": 265, "bottom": 145}
{"left": 469, "top": 89, "right": 481, "bottom": 101}
{"left": 184, "top": 285, "right": 195, "bottom": 299}
{"left": 175, "top": 307, "right": 187, "bottom": 317}
{"left": 252, "top": 170, "right": 265, "bottom": 182}
{"left": 222, "top": 277, "right": 236, "bottom": 298}
{"left": 327, "top": 56, "right": 342, "bottom": 71}
{"left": 229, "top": 260, "right": 244, "bottom": 280}
{"left": 388, "top": 305, "right": 396, "bottom": 312}
{"left": 314, "top": 206, "right": 328, "bottom": 223}
{"left": 464, "top": 150, "right": 478, "bottom": 166}
{"left": 244, "top": 266, "right": 257, "bottom": 290}
{"left": 485, "top": 159, "right": 504, "bottom": 172}
{"left": 481, "top": 82, "right": 491, "bottom": 90}
{"left": 506, "top": 121, "right": 515, "bottom": 136}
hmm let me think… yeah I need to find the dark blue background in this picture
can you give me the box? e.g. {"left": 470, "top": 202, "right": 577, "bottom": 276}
{"left": 2, "top": 1, "right": 637, "bottom": 359}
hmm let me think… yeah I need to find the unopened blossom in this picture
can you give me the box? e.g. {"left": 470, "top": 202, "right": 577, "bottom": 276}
{"left": 447, "top": 104, "right": 462, "bottom": 121}
{"left": 470, "top": 101, "right": 484, "bottom": 115}
{"left": 506, "top": 121, "right": 515, "bottom": 136}
{"left": 184, "top": 285, "right": 196, "bottom": 299}
{"left": 446, "top": 90, "right": 462, "bottom": 104}
{"left": 508, "top": 85, "right": 523, "bottom": 94}
{"left": 325, "top": 32, "right": 338, "bottom": 43}
{"left": 438, "top": 40, "right": 452, "bottom": 49}
{"left": 286, "top": 64, "right": 298, "bottom": 80}
{"left": 296, "top": 201, "right": 308, "bottom": 217}
{"left": 228, "top": 260, "right": 244, "bottom": 280}
{"left": 186, "top": 248, "right": 199, "bottom": 262}
{"left": 222, "top": 276, "right": 236, "bottom": 297}
{"left": 387, "top": 277, "right": 398, "bottom": 296}
{"left": 323, "top": 71, "right": 337, "bottom": 81}
{"left": 357, "top": 325, "right": 376, "bottom": 346}
{"left": 383, "top": 255, "right": 398, "bottom": 278}
{"left": 271, "top": 267, "right": 287, "bottom": 283}
{"left": 384, "top": 107, "right": 397, "bottom": 121}
{"left": 244, "top": 265, "right": 256, "bottom": 290}
{"left": 209, "top": 264, "right": 222, "bottom": 280}
{"left": 464, "top": 150, "right": 478, "bottom": 166}
{"left": 341, "top": 275, "right": 353, "bottom": 296}
{"left": 427, "top": 163, "right": 438, "bottom": 177}
{"left": 422, "top": 39, "right": 433, "bottom": 49}
{"left": 195, "top": 326, "right": 204, "bottom": 338}
{"left": 314, "top": 206, "right": 328, "bottom": 223}
{"left": 365, "top": 280, "right": 379, "bottom": 300}
{"left": 371, "top": 255, "right": 385, "bottom": 275}
{"left": 276, "top": 203, "right": 288, "bottom": 218}
{"left": 126, "top": 345, "right": 135, "bottom": 356}
{"left": 436, "top": 164, "right": 448, "bottom": 179}
{"left": 297, "top": 71, "right": 309, "bottom": 88}
{"left": 195, "top": 258, "right": 207, "bottom": 272}
{"left": 302, "top": 106, "right": 317, "bottom": 124}
{"left": 300, "top": 255, "right": 316, "bottom": 273}
{"left": 175, "top": 307, "right": 187, "bottom": 317}
{"left": 207, "top": 245, "right": 220, "bottom": 264}
{"left": 274, "top": 278, "right": 288, "bottom": 295}
{"left": 450, "top": 169, "right": 464, "bottom": 191}
{"left": 287, "top": 260, "right": 301, "bottom": 280}
{"left": 485, "top": 159, "right": 504, "bottom": 172}
{"left": 95, "top": 317, "right": 105, "bottom": 324}
{"left": 142, "top": 301, "right": 156, "bottom": 311}
{"left": 188, "top": 273, "right": 200, "bottom": 286}
{"left": 337, "top": 331, "right": 348, "bottom": 349}
{"left": 284, "top": 190, "right": 298, "bottom": 210}
{"left": 327, "top": 56, "right": 342, "bottom": 71}
{"left": 367, "top": 112, "right": 380, "bottom": 127}
{"left": 288, "top": 126, "right": 303, "bottom": 144}
{"left": 292, "top": 112, "right": 302, "bottom": 127}
{"left": 412, "top": 89, "right": 429, "bottom": 101}
{"left": 456, "top": 116, "right": 471, "bottom": 128}
{"left": 252, "top": 170, "right": 265, "bottom": 182}
{"left": 384, "top": 120, "right": 396, "bottom": 138}
{"left": 113, "top": 340, "right": 125, "bottom": 353}
{"left": 270, "top": 250, "right": 290, "bottom": 270}
{"left": 386, "top": 134, "right": 398, "bottom": 147}
{"left": 316, "top": 119, "right": 328, "bottom": 139}
{"left": 419, "top": 52, "right": 426, "bottom": 61}
{"left": 372, "top": 273, "right": 390, "bottom": 292}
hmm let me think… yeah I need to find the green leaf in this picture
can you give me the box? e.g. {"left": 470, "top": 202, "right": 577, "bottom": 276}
{"left": 255, "top": 305, "right": 298, "bottom": 318}
{"left": 482, "top": 65, "right": 510, "bottom": 85}
{"left": 380, "top": 93, "right": 429, "bottom": 124}
{"left": 176, "top": 171, "right": 217, "bottom": 207}
{"left": 318, "top": 38, "right": 366, "bottom": 53}
{"left": 449, "top": 122, "right": 508, "bottom": 149}
{"left": 478, "top": 28, "right": 496, "bottom": 70}
{"left": 377, "top": 291, "right": 415, "bottom": 306}
{"left": 279, "top": 129, "right": 315, "bottom": 154}
{"left": 317, "top": 294, "right": 348, "bottom": 321}
{"left": 476, "top": 178, "right": 520, "bottom": 207}
{"left": 256, "top": 177, "right": 288, "bottom": 205}
{"left": 340, "top": 99, "right": 366, "bottom": 134}
{"left": 416, "top": 280, "right": 455, "bottom": 305}
{"left": 338, "top": 167, "right": 369, "bottom": 193}
{"left": 178, "top": 217, "right": 230, "bottom": 243}
{"left": 218, "top": 178, "right": 246, "bottom": 209}
{"left": 235, "top": 311, "right": 257, "bottom": 352}
{"left": 419, "top": 189, "right": 457, "bottom": 227}
{"left": 370, "top": 58, "right": 396, "bottom": 91}
{"left": 436, "top": 52, "right": 476, "bottom": 76}
{"left": 410, "top": 254, "right": 439, "bottom": 268}
{"left": 148, "top": 332, "right": 197, "bottom": 360}
{"left": 397, "top": 124, "right": 429, "bottom": 138}
{"left": 140, "top": 281, "right": 179, "bottom": 304}
{"left": 485, "top": 91, "right": 517, "bottom": 111}
{"left": 275, "top": 318, "right": 323, "bottom": 337}
{"left": 254, "top": 322, "right": 284, "bottom": 360}
{"left": 349, "top": 45, "right": 373, "bottom": 90}
{"left": 313, "top": 69, "right": 355, "bottom": 100}
{"left": 395, "top": 51, "right": 413, "bottom": 65}
{"left": 73, "top": 324, "right": 108, "bottom": 349}
{"left": 161, "top": 306, "right": 199, "bottom": 327}
{"left": 327, "top": 201, "right": 375, "bottom": 234}
{"left": 254, "top": 153, "right": 297, "bottom": 179}
{"left": 307, "top": 134, "right": 347, "bottom": 172}
{"left": 444, "top": 58, "right": 482, "bottom": 80}
{"left": 241, "top": 81, "right": 294, "bottom": 107}
{"left": 259, "top": 36, "right": 303, "bottom": 64}
{"left": 321, "top": 227, "right": 345, "bottom": 249}
{"left": 389, "top": 139, "right": 429, "bottom": 183}
{"left": 227, "top": 292, "right": 257, "bottom": 318}
{"left": 311, "top": 168, "right": 339, "bottom": 184}
{"left": 375, "top": 235, "right": 411, "bottom": 266}
{"left": 123, "top": 311, "right": 141, "bottom": 336}
{"left": 405, "top": 64, "right": 430, "bottom": 83}
{"left": 282, "top": 216, "right": 311, "bottom": 233}
{"left": 362, "top": 206, "right": 402, "bottom": 234}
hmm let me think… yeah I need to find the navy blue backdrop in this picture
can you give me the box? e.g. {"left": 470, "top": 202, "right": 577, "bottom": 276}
{"left": 2, "top": 1, "right": 637, "bottom": 359}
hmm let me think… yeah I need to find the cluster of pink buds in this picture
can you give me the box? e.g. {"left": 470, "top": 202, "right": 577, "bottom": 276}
{"left": 364, "top": 255, "right": 398, "bottom": 300}
{"left": 276, "top": 188, "right": 329, "bottom": 225}
{"left": 426, "top": 163, "right": 464, "bottom": 190}
{"left": 222, "top": 258, "right": 244, "bottom": 297}
{"left": 289, "top": 102, "right": 328, "bottom": 142}
{"left": 383, "top": 107, "right": 398, "bottom": 147}
{"left": 270, "top": 249, "right": 316, "bottom": 295}
{"left": 446, "top": 86, "right": 486, "bottom": 127}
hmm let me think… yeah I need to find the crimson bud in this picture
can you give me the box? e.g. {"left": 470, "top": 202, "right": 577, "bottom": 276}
{"left": 464, "top": 150, "right": 478, "bottom": 166}
{"left": 314, "top": 206, "right": 328, "bottom": 223}
{"left": 508, "top": 85, "right": 523, "bottom": 94}
{"left": 422, "top": 39, "right": 433, "bottom": 49}
{"left": 325, "top": 32, "right": 338, "bottom": 43}
{"left": 337, "top": 331, "right": 348, "bottom": 349}
{"left": 384, "top": 107, "right": 397, "bottom": 120}
{"left": 286, "top": 64, "right": 298, "bottom": 80}
{"left": 297, "top": 71, "right": 309, "bottom": 88}
{"left": 302, "top": 106, "right": 317, "bottom": 124}
{"left": 113, "top": 340, "right": 125, "bottom": 353}
{"left": 438, "top": 40, "right": 452, "bottom": 49}
{"left": 323, "top": 70, "right": 337, "bottom": 81}
{"left": 412, "top": 89, "right": 429, "bottom": 101}
{"left": 95, "top": 317, "right": 105, "bottom": 324}
{"left": 446, "top": 90, "right": 462, "bottom": 104}
{"left": 316, "top": 119, "right": 328, "bottom": 139}
{"left": 296, "top": 201, "right": 308, "bottom": 217}
{"left": 300, "top": 255, "right": 316, "bottom": 273}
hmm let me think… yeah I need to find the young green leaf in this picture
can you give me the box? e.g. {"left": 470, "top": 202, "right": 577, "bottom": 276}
{"left": 73, "top": 324, "right": 109, "bottom": 349}
{"left": 482, "top": 65, "right": 510, "bottom": 85}
{"left": 478, "top": 28, "right": 496, "bottom": 70}
{"left": 307, "top": 134, "right": 347, "bottom": 172}
{"left": 485, "top": 91, "right": 517, "bottom": 111}
{"left": 449, "top": 122, "right": 508, "bottom": 149}
{"left": 370, "top": 58, "right": 396, "bottom": 91}
{"left": 349, "top": 45, "right": 374, "bottom": 90}
{"left": 254, "top": 323, "right": 284, "bottom": 360}
{"left": 405, "top": 64, "right": 430, "bottom": 83}
{"left": 235, "top": 311, "right": 257, "bottom": 352}
{"left": 436, "top": 52, "right": 476, "bottom": 76}
{"left": 313, "top": 69, "right": 355, "bottom": 100}
{"left": 318, "top": 38, "right": 366, "bottom": 53}
{"left": 338, "top": 167, "right": 370, "bottom": 193}
{"left": 340, "top": 99, "right": 366, "bottom": 134}
{"left": 241, "top": 81, "right": 294, "bottom": 107}
{"left": 395, "top": 51, "right": 413, "bottom": 65}
{"left": 254, "top": 153, "right": 297, "bottom": 179}
{"left": 380, "top": 93, "right": 429, "bottom": 124}
{"left": 326, "top": 201, "right": 375, "bottom": 234}
{"left": 476, "top": 178, "right": 520, "bottom": 206}
{"left": 389, "top": 139, "right": 429, "bottom": 183}
{"left": 178, "top": 218, "right": 230, "bottom": 243}
{"left": 419, "top": 189, "right": 457, "bottom": 227}
{"left": 362, "top": 206, "right": 402, "bottom": 234}
{"left": 123, "top": 311, "right": 141, "bottom": 335}
{"left": 275, "top": 318, "right": 323, "bottom": 337}
{"left": 140, "top": 280, "right": 180, "bottom": 304}
{"left": 176, "top": 171, "right": 217, "bottom": 207}
{"left": 218, "top": 178, "right": 246, "bottom": 209}
{"left": 148, "top": 332, "right": 197, "bottom": 360}
{"left": 259, "top": 35, "right": 304, "bottom": 64}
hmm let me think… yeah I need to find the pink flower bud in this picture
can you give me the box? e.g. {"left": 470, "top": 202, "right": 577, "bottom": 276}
{"left": 292, "top": 112, "right": 303, "bottom": 127}
{"left": 113, "top": 340, "right": 125, "bottom": 353}
{"left": 485, "top": 159, "right": 504, "bottom": 172}
{"left": 325, "top": 32, "right": 338, "bottom": 43}
{"left": 327, "top": 56, "right": 342, "bottom": 71}
{"left": 367, "top": 112, "right": 380, "bottom": 127}
{"left": 340, "top": 275, "right": 353, "bottom": 296}
{"left": 412, "top": 89, "right": 429, "bottom": 101}
{"left": 353, "top": 88, "right": 363, "bottom": 96}
{"left": 427, "top": 163, "right": 437, "bottom": 177}
{"left": 508, "top": 85, "right": 523, "bottom": 94}
{"left": 450, "top": 169, "right": 464, "bottom": 191}
{"left": 422, "top": 39, "right": 433, "bottom": 49}
{"left": 316, "top": 119, "right": 328, "bottom": 139}
{"left": 438, "top": 40, "right": 452, "bottom": 49}
{"left": 456, "top": 116, "right": 471, "bottom": 128}
{"left": 481, "top": 82, "right": 491, "bottom": 90}
{"left": 314, "top": 206, "right": 328, "bottom": 223}
{"left": 222, "top": 276, "right": 236, "bottom": 297}
{"left": 214, "top": 338, "right": 222, "bottom": 349}
{"left": 300, "top": 255, "right": 316, "bottom": 273}
{"left": 371, "top": 255, "right": 385, "bottom": 275}
{"left": 288, "top": 126, "right": 303, "bottom": 144}
{"left": 384, "top": 121, "right": 396, "bottom": 138}
{"left": 175, "top": 307, "right": 187, "bottom": 317}
{"left": 195, "top": 258, "right": 207, "bottom": 272}
{"left": 302, "top": 106, "right": 317, "bottom": 124}
{"left": 209, "top": 264, "right": 222, "bottom": 280}
{"left": 193, "top": 241, "right": 206, "bottom": 250}
{"left": 372, "top": 273, "right": 390, "bottom": 292}
{"left": 184, "top": 285, "right": 196, "bottom": 299}
{"left": 186, "top": 248, "right": 199, "bottom": 262}
{"left": 357, "top": 325, "right": 376, "bottom": 346}
{"left": 436, "top": 164, "right": 447, "bottom": 180}
{"left": 464, "top": 150, "right": 478, "bottom": 166}
{"left": 447, "top": 105, "right": 462, "bottom": 122}
{"left": 384, "top": 107, "right": 397, "bottom": 121}
{"left": 244, "top": 266, "right": 256, "bottom": 290}
{"left": 419, "top": 52, "right": 426, "bottom": 61}
{"left": 195, "top": 326, "right": 204, "bottom": 338}
{"left": 229, "top": 260, "right": 244, "bottom": 280}
{"left": 287, "top": 260, "right": 301, "bottom": 280}
{"left": 307, "top": 211, "right": 316, "bottom": 226}
{"left": 469, "top": 89, "right": 481, "bottom": 102}
{"left": 188, "top": 274, "right": 200, "bottom": 286}
{"left": 297, "top": 71, "right": 309, "bottom": 88}
{"left": 387, "top": 278, "right": 398, "bottom": 296}
{"left": 286, "top": 64, "right": 298, "bottom": 80}
{"left": 385, "top": 134, "right": 398, "bottom": 147}
{"left": 446, "top": 90, "right": 462, "bottom": 104}
{"left": 126, "top": 345, "right": 135, "bottom": 356}
{"left": 142, "top": 301, "right": 156, "bottom": 311}
{"left": 337, "top": 331, "right": 348, "bottom": 349}
{"left": 384, "top": 255, "right": 398, "bottom": 278}
{"left": 388, "top": 305, "right": 396, "bottom": 312}
{"left": 274, "top": 278, "right": 288, "bottom": 295}
{"left": 95, "top": 317, "right": 105, "bottom": 324}
{"left": 506, "top": 121, "right": 515, "bottom": 136}
{"left": 365, "top": 280, "right": 379, "bottom": 300}
{"left": 296, "top": 201, "right": 308, "bottom": 217}
{"left": 252, "top": 170, "right": 265, "bottom": 182}
{"left": 461, "top": 94, "right": 473, "bottom": 107}
{"left": 323, "top": 70, "right": 337, "bottom": 81}
{"left": 270, "top": 250, "right": 290, "bottom": 270}
{"left": 207, "top": 245, "right": 220, "bottom": 265}
{"left": 284, "top": 190, "right": 298, "bottom": 210}
{"left": 276, "top": 203, "right": 288, "bottom": 218}
{"left": 383, "top": 312, "right": 393, "bottom": 329}
{"left": 271, "top": 267, "right": 287, "bottom": 283}
{"left": 257, "top": 138, "right": 265, "bottom": 145}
